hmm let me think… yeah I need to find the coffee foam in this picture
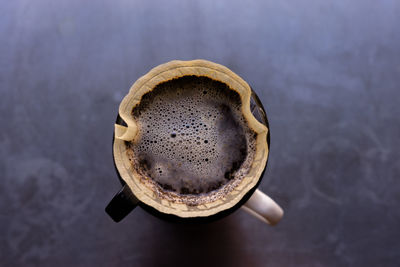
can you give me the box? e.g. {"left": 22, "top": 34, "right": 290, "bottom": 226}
{"left": 126, "top": 76, "right": 256, "bottom": 205}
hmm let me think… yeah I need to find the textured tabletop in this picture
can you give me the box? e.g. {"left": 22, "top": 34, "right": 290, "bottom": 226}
{"left": 1, "top": 0, "right": 399, "bottom": 266}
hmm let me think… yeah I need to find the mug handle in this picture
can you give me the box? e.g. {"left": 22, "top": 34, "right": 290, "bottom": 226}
{"left": 105, "top": 185, "right": 139, "bottom": 222}
{"left": 241, "top": 189, "right": 284, "bottom": 225}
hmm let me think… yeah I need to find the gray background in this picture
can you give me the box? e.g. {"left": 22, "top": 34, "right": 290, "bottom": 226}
{"left": 1, "top": 0, "right": 399, "bottom": 266}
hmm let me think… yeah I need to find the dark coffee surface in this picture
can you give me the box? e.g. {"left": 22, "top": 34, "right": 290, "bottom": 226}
{"left": 127, "top": 76, "right": 255, "bottom": 197}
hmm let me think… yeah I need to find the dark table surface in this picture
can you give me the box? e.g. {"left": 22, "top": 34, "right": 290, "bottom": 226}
{"left": 1, "top": 0, "right": 400, "bottom": 266}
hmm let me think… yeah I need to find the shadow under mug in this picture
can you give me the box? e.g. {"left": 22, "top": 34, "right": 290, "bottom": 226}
{"left": 106, "top": 86, "right": 283, "bottom": 225}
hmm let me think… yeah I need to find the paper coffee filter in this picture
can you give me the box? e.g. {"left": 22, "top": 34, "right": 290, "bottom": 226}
{"left": 113, "top": 59, "right": 269, "bottom": 218}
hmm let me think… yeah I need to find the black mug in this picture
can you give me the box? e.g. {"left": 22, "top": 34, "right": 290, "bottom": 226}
{"left": 106, "top": 60, "right": 283, "bottom": 225}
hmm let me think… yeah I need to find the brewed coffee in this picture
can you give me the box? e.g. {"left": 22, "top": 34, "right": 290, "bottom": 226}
{"left": 126, "top": 76, "right": 256, "bottom": 205}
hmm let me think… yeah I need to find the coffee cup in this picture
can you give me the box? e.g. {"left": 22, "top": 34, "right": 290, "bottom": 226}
{"left": 106, "top": 60, "right": 283, "bottom": 225}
